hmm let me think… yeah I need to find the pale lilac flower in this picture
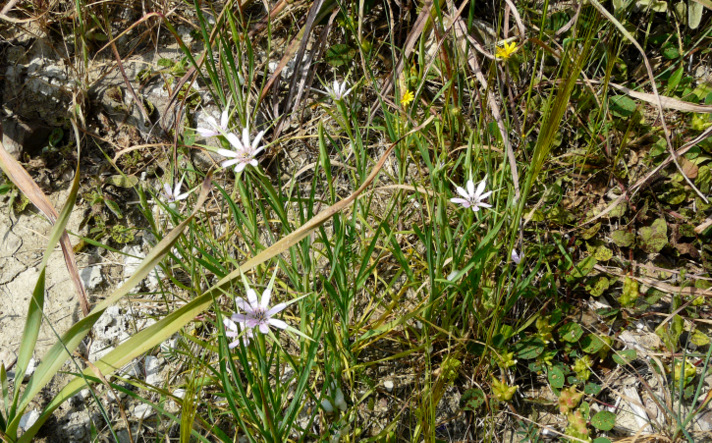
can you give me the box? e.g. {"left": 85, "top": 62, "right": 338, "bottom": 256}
{"left": 450, "top": 175, "right": 493, "bottom": 212}
{"left": 223, "top": 317, "right": 253, "bottom": 348}
{"left": 197, "top": 108, "right": 230, "bottom": 138}
{"left": 511, "top": 249, "right": 522, "bottom": 264}
{"left": 160, "top": 178, "right": 190, "bottom": 204}
{"left": 325, "top": 80, "right": 354, "bottom": 101}
{"left": 232, "top": 286, "right": 288, "bottom": 334}
{"left": 216, "top": 125, "right": 266, "bottom": 173}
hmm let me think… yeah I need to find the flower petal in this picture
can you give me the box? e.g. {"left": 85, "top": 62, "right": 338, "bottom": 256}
{"left": 220, "top": 108, "right": 229, "bottom": 130}
{"left": 479, "top": 190, "right": 493, "bottom": 201}
{"left": 242, "top": 127, "right": 250, "bottom": 152}
{"left": 252, "top": 130, "right": 265, "bottom": 151}
{"left": 196, "top": 128, "right": 219, "bottom": 138}
{"left": 266, "top": 302, "right": 288, "bottom": 316}
{"left": 259, "top": 323, "right": 270, "bottom": 334}
{"left": 221, "top": 158, "right": 241, "bottom": 168}
{"left": 163, "top": 183, "right": 172, "bottom": 198}
{"left": 216, "top": 148, "right": 237, "bottom": 158}
{"left": 226, "top": 133, "right": 244, "bottom": 151}
{"left": 246, "top": 288, "right": 259, "bottom": 308}
{"left": 223, "top": 318, "right": 237, "bottom": 330}
{"left": 231, "top": 313, "right": 250, "bottom": 322}
{"left": 235, "top": 162, "right": 248, "bottom": 173}
{"left": 260, "top": 289, "right": 271, "bottom": 309}
{"left": 475, "top": 176, "right": 487, "bottom": 197}
{"left": 234, "top": 299, "right": 252, "bottom": 312}
{"left": 466, "top": 179, "right": 475, "bottom": 196}
{"left": 228, "top": 340, "right": 240, "bottom": 349}
{"left": 268, "top": 318, "right": 288, "bottom": 330}
{"left": 456, "top": 186, "right": 469, "bottom": 199}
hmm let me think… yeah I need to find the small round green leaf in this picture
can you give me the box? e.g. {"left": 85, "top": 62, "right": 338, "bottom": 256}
{"left": 612, "top": 349, "right": 637, "bottom": 366}
{"left": 591, "top": 410, "right": 616, "bottom": 431}
{"left": 584, "top": 383, "right": 602, "bottom": 395}
{"left": 581, "top": 334, "right": 606, "bottom": 354}
{"left": 513, "top": 337, "right": 546, "bottom": 360}
{"left": 460, "top": 388, "right": 486, "bottom": 411}
{"left": 559, "top": 323, "right": 584, "bottom": 343}
{"left": 548, "top": 366, "right": 565, "bottom": 389}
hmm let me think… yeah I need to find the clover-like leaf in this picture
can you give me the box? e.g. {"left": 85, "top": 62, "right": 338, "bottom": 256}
{"left": 559, "top": 323, "right": 584, "bottom": 343}
{"left": 581, "top": 334, "right": 607, "bottom": 354}
{"left": 638, "top": 218, "right": 667, "bottom": 253}
{"left": 591, "top": 410, "right": 616, "bottom": 431}
{"left": 612, "top": 349, "right": 637, "bottom": 365}
{"left": 461, "top": 388, "right": 486, "bottom": 411}
{"left": 548, "top": 366, "right": 565, "bottom": 389}
{"left": 611, "top": 230, "right": 635, "bottom": 247}
{"left": 513, "top": 337, "right": 546, "bottom": 360}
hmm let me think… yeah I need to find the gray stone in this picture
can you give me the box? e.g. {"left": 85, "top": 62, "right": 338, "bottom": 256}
{"left": 132, "top": 403, "right": 155, "bottom": 419}
{"left": 22, "top": 357, "right": 38, "bottom": 382}
{"left": 19, "top": 409, "right": 40, "bottom": 431}
{"left": 79, "top": 266, "right": 103, "bottom": 291}
{"left": 144, "top": 355, "right": 163, "bottom": 386}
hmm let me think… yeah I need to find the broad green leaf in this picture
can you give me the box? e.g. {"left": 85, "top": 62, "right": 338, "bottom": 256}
{"left": 591, "top": 410, "right": 616, "bottom": 431}
{"left": 325, "top": 44, "right": 357, "bottom": 67}
{"left": 638, "top": 218, "right": 667, "bottom": 253}
{"left": 108, "top": 175, "right": 139, "bottom": 188}
{"left": 609, "top": 95, "right": 637, "bottom": 117}
{"left": 612, "top": 349, "right": 637, "bottom": 365}
{"left": 559, "top": 323, "right": 584, "bottom": 343}
{"left": 460, "top": 388, "right": 486, "bottom": 411}
{"left": 568, "top": 255, "right": 597, "bottom": 280}
{"left": 581, "top": 222, "right": 601, "bottom": 240}
{"left": 689, "top": 0, "right": 704, "bottom": 28}
{"left": 513, "top": 337, "right": 546, "bottom": 360}
{"left": 586, "top": 276, "right": 609, "bottom": 297}
{"left": 619, "top": 277, "right": 639, "bottom": 307}
{"left": 581, "top": 334, "right": 607, "bottom": 354}
{"left": 611, "top": 230, "right": 635, "bottom": 247}
{"left": 548, "top": 366, "right": 565, "bottom": 389}
{"left": 691, "top": 329, "right": 710, "bottom": 346}
{"left": 585, "top": 383, "right": 602, "bottom": 395}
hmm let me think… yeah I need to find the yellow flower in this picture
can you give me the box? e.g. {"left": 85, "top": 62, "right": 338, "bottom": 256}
{"left": 400, "top": 89, "right": 414, "bottom": 106}
{"left": 495, "top": 41, "right": 519, "bottom": 60}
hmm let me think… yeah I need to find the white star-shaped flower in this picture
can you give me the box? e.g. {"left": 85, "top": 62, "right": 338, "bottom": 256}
{"left": 450, "top": 175, "right": 493, "bottom": 212}
{"left": 216, "top": 125, "right": 266, "bottom": 173}
{"left": 325, "top": 80, "right": 354, "bottom": 101}
{"left": 196, "top": 108, "right": 230, "bottom": 138}
{"left": 511, "top": 249, "right": 522, "bottom": 264}
{"left": 231, "top": 285, "right": 288, "bottom": 334}
{"left": 160, "top": 178, "right": 190, "bottom": 205}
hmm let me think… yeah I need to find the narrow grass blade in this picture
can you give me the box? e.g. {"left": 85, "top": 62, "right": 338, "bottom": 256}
{"left": 5, "top": 141, "right": 80, "bottom": 435}
{"left": 11, "top": 176, "right": 212, "bottom": 433}
{"left": 0, "top": 128, "right": 89, "bottom": 315}
{"left": 19, "top": 118, "right": 432, "bottom": 441}
{"left": 212, "top": 116, "right": 434, "bottom": 291}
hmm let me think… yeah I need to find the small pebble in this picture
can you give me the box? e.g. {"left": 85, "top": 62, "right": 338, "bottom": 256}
{"left": 321, "top": 399, "right": 334, "bottom": 413}
{"left": 132, "top": 403, "right": 154, "bottom": 419}
{"left": 19, "top": 409, "right": 40, "bottom": 430}
{"left": 384, "top": 380, "right": 394, "bottom": 393}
